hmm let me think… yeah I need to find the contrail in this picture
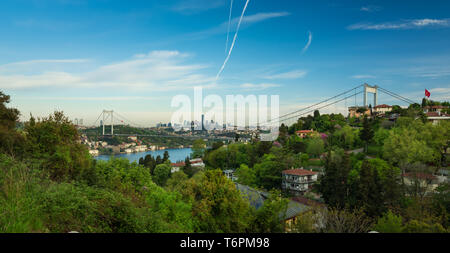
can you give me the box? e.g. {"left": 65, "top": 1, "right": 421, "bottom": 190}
{"left": 301, "top": 31, "right": 312, "bottom": 54}
{"left": 216, "top": 0, "right": 250, "bottom": 81}
{"left": 225, "top": 0, "right": 234, "bottom": 54}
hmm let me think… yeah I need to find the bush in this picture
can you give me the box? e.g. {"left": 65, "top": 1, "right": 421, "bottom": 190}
{"left": 373, "top": 210, "right": 403, "bottom": 233}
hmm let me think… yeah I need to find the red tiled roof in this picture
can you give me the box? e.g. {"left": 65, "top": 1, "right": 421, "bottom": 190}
{"left": 283, "top": 169, "right": 317, "bottom": 176}
{"left": 424, "top": 105, "right": 448, "bottom": 109}
{"left": 296, "top": 130, "right": 314, "bottom": 134}
{"left": 171, "top": 162, "right": 185, "bottom": 167}
{"left": 402, "top": 172, "right": 437, "bottom": 180}
{"left": 426, "top": 112, "right": 450, "bottom": 117}
{"left": 374, "top": 104, "right": 392, "bottom": 108}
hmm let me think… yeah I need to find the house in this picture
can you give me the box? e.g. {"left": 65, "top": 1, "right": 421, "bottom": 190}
{"left": 190, "top": 158, "right": 205, "bottom": 169}
{"left": 373, "top": 104, "right": 392, "bottom": 114}
{"left": 425, "top": 111, "right": 450, "bottom": 125}
{"left": 170, "top": 158, "right": 205, "bottom": 173}
{"left": 88, "top": 149, "right": 99, "bottom": 156}
{"left": 235, "top": 183, "right": 310, "bottom": 231}
{"left": 223, "top": 169, "right": 237, "bottom": 181}
{"left": 282, "top": 168, "right": 318, "bottom": 195}
{"left": 402, "top": 172, "right": 440, "bottom": 192}
{"left": 423, "top": 105, "right": 448, "bottom": 113}
{"left": 348, "top": 106, "right": 371, "bottom": 118}
{"left": 295, "top": 129, "right": 315, "bottom": 138}
{"left": 170, "top": 162, "right": 185, "bottom": 173}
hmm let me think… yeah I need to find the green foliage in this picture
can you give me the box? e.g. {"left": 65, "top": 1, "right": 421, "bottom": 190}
{"left": 402, "top": 220, "right": 447, "bottom": 233}
{"left": 235, "top": 164, "right": 257, "bottom": 187}
{"left": 251, "top": 190, "right": 289, "bottom": 233}
{"left": 153, "top": 164, "right": 172, "bottom": 186}
{"left": 254, "top": 157, "right": 284, "bottom": 190}
{"left": 373, "top": 210, "right": 404, "bottom": 233}
{"left": 24, "top": 111, "right": 92, "bottom": 181}
{"left": 190, "top": 169, "right": 252, "bottom": 233}
{"left": 359, "top": 116, "right": 374, "bottom": 153}
{"left": 306, "top": 137, "right": 324, "bottom": 158}
{"left": 191, "top": 139, "right": 206, "bottom": 159}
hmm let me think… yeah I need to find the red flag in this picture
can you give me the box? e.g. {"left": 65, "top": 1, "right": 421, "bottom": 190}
{"left": 425, "top": 89, "right": 431, "bottom": 98}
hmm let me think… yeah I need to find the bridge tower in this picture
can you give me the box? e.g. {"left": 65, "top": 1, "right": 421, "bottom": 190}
{"left": 363, "top": 83, "right": 378, "bottom": 107}
{"left": 102, "top": 110, "right": 114, "bottom": 135}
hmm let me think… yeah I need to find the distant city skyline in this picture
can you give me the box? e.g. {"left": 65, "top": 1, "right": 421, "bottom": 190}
{"left": 1, "top": 0, "right": 450, "bottom": 125}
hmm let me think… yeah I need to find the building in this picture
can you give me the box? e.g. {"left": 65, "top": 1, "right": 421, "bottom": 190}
{"left": 402, "top": 172, "right": 440, "bottom": 193}
{"left": 88, "top": 150, "right": 99, "bottom": 156}
{"left": 223, "top": 170, "right": 238, "bottom": 181}
{"left": 425, "top": 111, "right": 450, "bottom": 125}
{"left": 190, "top": 158, "right": 205, "bottom": 168}
{"left": 235, "top": 183, "right": 310, "bottom": 231}
{"left": 423, "top": 105, "right": 448, "bottom": 113}
{"left": 348, "top": 106, "right": 371, "bottom": 118}
{"left": 170, "top": 162, "right": 185, "bottom": 173}
{"left": 282, "top": 168, "right": 318, "bottom": 195}
{"left": 170, "top": 158, "right": 205, "bottom": 173}
{"left": 373, "top": 104, "right": 392, "bottom": 114}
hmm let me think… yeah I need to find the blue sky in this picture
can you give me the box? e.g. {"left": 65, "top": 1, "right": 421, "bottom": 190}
{"left": 1, "top": 0, "right": 449, "bottom": 125}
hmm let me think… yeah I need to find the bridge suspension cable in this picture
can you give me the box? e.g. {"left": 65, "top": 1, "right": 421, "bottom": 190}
{"left": 260, "top": 84, "right": 364, "bottom": 126}
{"left": 377, "top": 86, "right": 416, "bottom": 105}
{"left": 278, "top": 91, "right": 364, "bottom": 123}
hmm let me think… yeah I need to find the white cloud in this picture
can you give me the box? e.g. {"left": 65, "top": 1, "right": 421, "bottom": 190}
{"left": 240, "top": 83, "right": 280, "bottom": 89}
{"left": 0, "top": 50, "right": 216, "bottom": 91}
{"left": 264, "top": 70, "right": 307, "bottom": 80}
{"left": 347, "top": 18, "right": 450, "bottom": 30}
{"left": 360, "top": 6, "right": 382, "bottom": 12}
{"left": 301, "top": 31, "right": 312, "bottom": 54}
{"left": 351, "top": 75, "right": 376, "bottom": 79}
{"left": 190, "top": 12, "right": 290, "bottom": 38}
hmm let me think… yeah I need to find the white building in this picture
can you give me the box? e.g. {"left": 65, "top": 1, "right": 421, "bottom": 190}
{"left": 89, "top": 150, "right": 99, "bottom": 156}
{"left": 282, "top": 168, "right": 318, "bottom": 195}
{"left": 373, "top": 104, "right": 393, "bottom": 114}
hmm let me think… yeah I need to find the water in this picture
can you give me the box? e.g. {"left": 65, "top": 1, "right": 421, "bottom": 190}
{"left": 95, "top": 148, "right": 192, "bottom": 163}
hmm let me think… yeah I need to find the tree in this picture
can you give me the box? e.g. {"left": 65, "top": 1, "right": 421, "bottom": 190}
{"left": 306, "top": 137, "right": 324, "bottom": 158}
{"left": 359, "top": 116, "right": 374, "bottom": 153}
{"left": 318, "top": 152, "right": 351, "bottom": 208}
{"left": 235, "top": 164, "right": 257, "bottom": 187}
{"left": 0, "top": 91, "right": 24, "bottom": 156}
{"left": 313, "top": 110, "right": 320, "bottom": 119}
{"left": 163, "top": 151, "right": 170, "bottom": 162}
{"left": 373, "top": 210, "right": 404, "bottom": 233}
{"left": 166, "top": 171, "right": 189, "bottom": 192}
{"left": 251, "top": 190, "right": 289, "bottom": 233}
{"left": 191, "top": 139, "right": 206, "bottom": 158}
{"left": 254, "top": 156, "right": 284, "bottom": 190}
{"left": 24, "top": 111, "right": 91, "bottom": 181}
{"left": 183, "top": 156, "right": 200, "bottom": 178}
{"left": 153, "top": 164, "right": 171, "bottom": 186}
{"left": 191, "top": 169, "right": 252, "bottom": 232}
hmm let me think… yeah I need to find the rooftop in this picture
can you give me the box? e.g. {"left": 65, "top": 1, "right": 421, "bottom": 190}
{"left": 374, "top": 104, "right": 392, "bottom": 108}
{"left": 283, "top": 168, "right": 318, "bottom": 176}
{"left": 402, "top": 172, "right": 437, "bottom": 180}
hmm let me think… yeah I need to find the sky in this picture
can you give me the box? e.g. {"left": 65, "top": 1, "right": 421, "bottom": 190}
{"left": 1, "top": 0, "right": 450, "bottom": 126}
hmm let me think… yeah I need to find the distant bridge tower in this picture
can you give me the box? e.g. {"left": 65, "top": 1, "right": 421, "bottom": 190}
{"left": 102, "top": 110, "right": 114, "bottom": 135}
{"left": 363, "top": 83, "right": 378, "bottom": 107}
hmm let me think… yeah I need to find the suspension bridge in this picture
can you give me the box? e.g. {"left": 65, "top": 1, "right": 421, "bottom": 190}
{"left": 86, "top": 83, "right": 416, "bottom": 138}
